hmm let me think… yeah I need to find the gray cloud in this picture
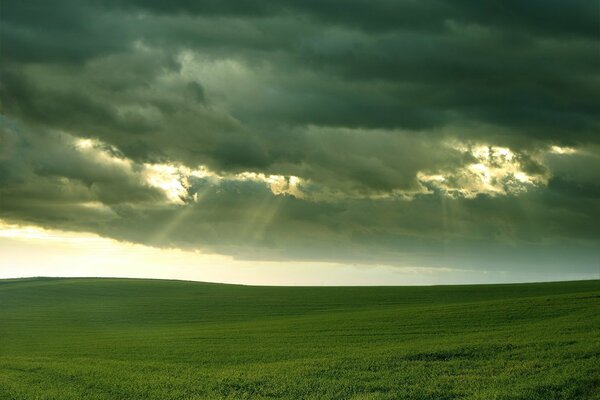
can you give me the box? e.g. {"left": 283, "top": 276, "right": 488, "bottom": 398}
{"left": 1, "top": 0, "right": 599, "bottom": 277}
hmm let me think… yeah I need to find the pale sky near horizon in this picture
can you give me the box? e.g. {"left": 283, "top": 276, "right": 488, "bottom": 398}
{"left": 1, "top": 220, "right": 597, "bottom": 286}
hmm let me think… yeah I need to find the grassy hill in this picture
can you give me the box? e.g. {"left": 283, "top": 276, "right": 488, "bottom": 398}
{"left": 1, "top": 278, "right": 599, "bottom": 399}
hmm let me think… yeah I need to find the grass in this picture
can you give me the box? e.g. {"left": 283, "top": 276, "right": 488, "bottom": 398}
{"left": 0, "top": 277, "right": 599, "bottom": 399}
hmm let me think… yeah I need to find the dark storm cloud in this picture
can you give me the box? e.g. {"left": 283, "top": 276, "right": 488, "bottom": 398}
{"left": 0, "top": 118, "right": 167, "bottom": 227}
{"left": 108, "top": 0, "right": 598, "bottom": 39}
{"left": 0, "top": 1, "right": 130, "bottom": 64}
{"left": 0, "top": 0, "right": 598, "bottom": 275}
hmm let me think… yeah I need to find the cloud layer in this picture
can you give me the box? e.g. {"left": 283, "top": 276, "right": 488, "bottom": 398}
{"left": 1, "top": 0, "right": 599, "bottom": 276}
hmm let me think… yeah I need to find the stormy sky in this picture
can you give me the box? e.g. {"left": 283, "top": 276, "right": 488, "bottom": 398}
{"left": 1, "top": 1, "right": 599, "bottom": 283}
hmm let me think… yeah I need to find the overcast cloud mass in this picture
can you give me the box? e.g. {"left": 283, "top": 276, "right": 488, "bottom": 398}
{"left": 1, "top": 0, "right": 599, "bottom": 279}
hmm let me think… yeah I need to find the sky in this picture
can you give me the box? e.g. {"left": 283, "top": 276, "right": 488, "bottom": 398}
{"left": 0, "top": 1, "right": 599, "bottom": 285}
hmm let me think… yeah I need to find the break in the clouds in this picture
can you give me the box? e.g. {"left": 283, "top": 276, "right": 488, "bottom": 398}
{"left": 1, "top": 1, "right": 599, "bottom": 277}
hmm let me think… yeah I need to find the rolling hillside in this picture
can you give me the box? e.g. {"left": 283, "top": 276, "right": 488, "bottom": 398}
{"left": 1, "top": 278, "right": 599, "bottom": 399}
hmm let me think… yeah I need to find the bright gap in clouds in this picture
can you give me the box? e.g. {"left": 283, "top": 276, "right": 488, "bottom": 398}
{"left": 0, "top": 220, "right": 549, "bottom": 286}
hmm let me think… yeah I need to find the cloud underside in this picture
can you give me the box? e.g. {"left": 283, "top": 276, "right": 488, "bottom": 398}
{"left": 1, "top": 0, "right": 599, "bottom": 273}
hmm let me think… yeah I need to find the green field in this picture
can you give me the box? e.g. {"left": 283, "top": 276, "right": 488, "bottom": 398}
{"left": 1, "top": 278, "right": 599, "bottom": 399}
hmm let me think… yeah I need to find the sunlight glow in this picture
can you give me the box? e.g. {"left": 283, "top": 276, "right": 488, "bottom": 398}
{"left": 70, "top": 134, "right": 554, "bottom": 203}
{"left": 0, "top": 220, "right": 498, "bottom": 286}
{"left": 418, "top": 144, "right": 547, "bottom": 198}
{"left": 0, "top": 221, "right": 105, "bottom": 245}
{"left": 549, "top": 145, "right": 577, "bottom": 155}
{"left": 143, "top": 163, "right": 191, "bottom": 204}
{"left": 74, "top": 138, "right": 95, "bottom": 149}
